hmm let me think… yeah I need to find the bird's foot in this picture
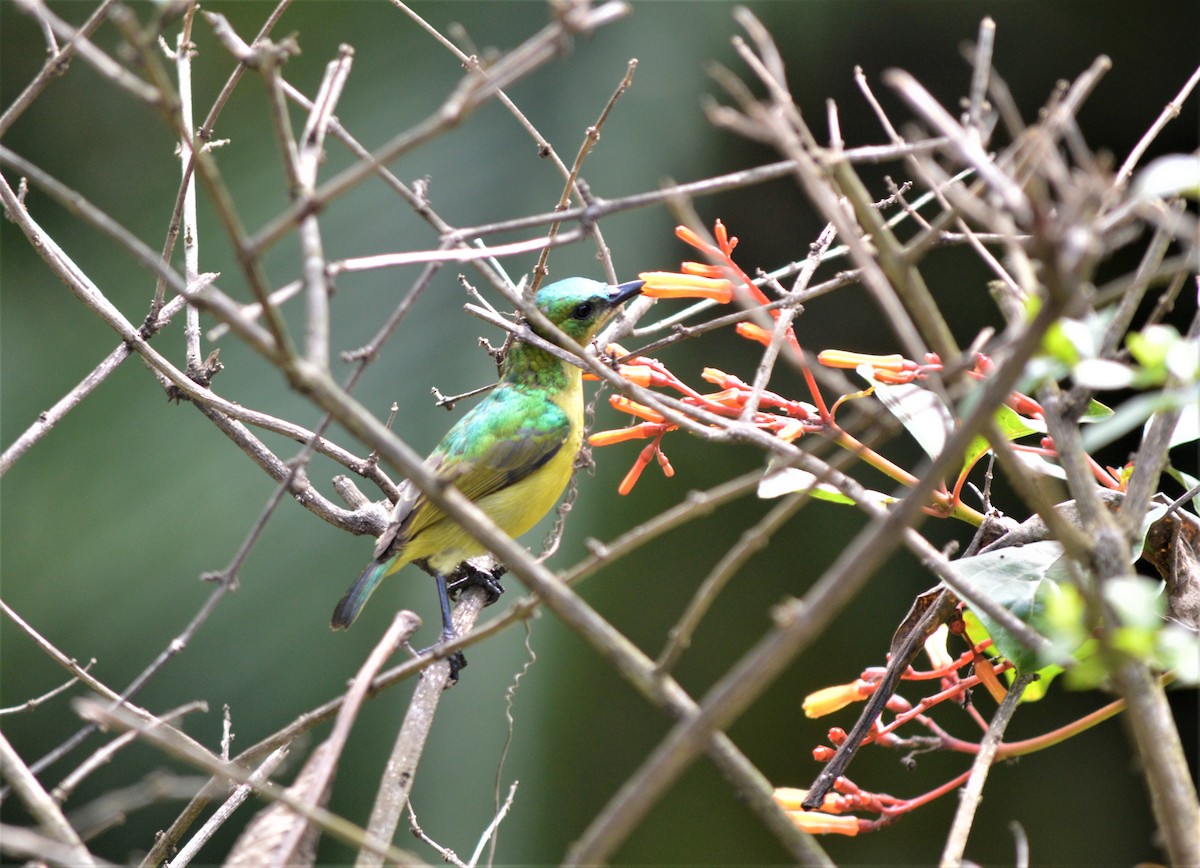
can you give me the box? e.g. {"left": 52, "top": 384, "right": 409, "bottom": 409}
{"left": 413, "top": 629, "right": 467, "bottom": 687}
{"left": 441, "top": 626, "right": 467, "bottom": 685}
{"left": 445, "top": 649, "right": 467, "bottom": 685}
{"left": 446, "top": 563, "right": 506, "bottom": 606}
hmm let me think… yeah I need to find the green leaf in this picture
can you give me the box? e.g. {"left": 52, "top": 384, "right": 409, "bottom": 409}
{"left": 1079, "top": 386, "right": 1200, "bottom": 453}
{"left": 1126, "top": 324, "right": 1179, "bottom": 372}
{"left": 1165, "top": 465, "right": 1200, "bottom": 514}
{"left": 1072, "top": 358, "right": 1136, "bottom": 390}
{"left": 857, "top": 365, "right": 953, "bottom": 459}
{"left": 1080, "top": 398, "right": 1114, "bottom": 422}
{"left": 1042, "top": 318, "right": 1090, "bottom": 366}
{"left": 960, "top": 435, "right": 991, "bottom": 481}
{"left": 995, "top": 403, "right": 1045, "bottom": 438}
{"left": 1159, "top": 403, "right": 1200, "bottom": 450}
{"left": 1166, "top": 333, "right": 1200, "bottom": 382}
{"left": 1010, "top": 449, "right": 1068, "bottom": 480}
{"left": 954, "top": 540, "right": 1072, "bottom": 671}
{"left": 1104, "top": 575, "right": 1165, "bottom": 630}
{"left": 961, "top": 505, "right": 1179, "bottom": 694}
{"left": 1157, "top": 625, "right": 1200, "bottom": 684}
{"left": 959, "top": 405, "right": 1042, "bottom": 480}
{"left": 756, "top": 466, "right": 894, "bottom": 506}
{"left": 961, "top": 610, "right": 1063, "bottom": 701}
{"left": 1012, "top": 661, "right": 1064, "bottom": 701}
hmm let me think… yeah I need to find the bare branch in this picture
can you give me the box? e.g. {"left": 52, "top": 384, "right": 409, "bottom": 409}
{"left": 357, "top": 593, "right": 487, "bottom": 868}
{"left": 74, "top": 700, "right": 425, "bottom": 867}
{"left": 940, "top": 673, "right": 1035, "bottom": 866}
{"left": 0, "top": 731, "right": 99, "bottom": 867}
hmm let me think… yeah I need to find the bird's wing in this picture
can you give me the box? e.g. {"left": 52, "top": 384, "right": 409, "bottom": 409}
{"left": 377, "top": 387, "right": 571, "bottom": 556}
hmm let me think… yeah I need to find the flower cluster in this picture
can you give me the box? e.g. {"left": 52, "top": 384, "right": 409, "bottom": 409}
{"left": 817, "top": 348, "right": 1127, "bottom": 492}
{"left": 595, "top": 219, "right": 1125, "bottom": 515}
{"left": 773, "top": 622, "right": 1024, "bottom": 835}
{"left": 591, "top": 220, "right": 823, "bottom": 494}
{"left": 589, "top": 352, "right": 820, "bottom": 494}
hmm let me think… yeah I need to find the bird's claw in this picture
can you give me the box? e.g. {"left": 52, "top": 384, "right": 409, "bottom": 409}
{"left": 446, "top": 649, "right": 467, "bottom": 686}
{"left": 414, "top": 629, "right": 467, "bottom": 687}
{"left": 446, "top": 564, "right": 506, "bottom": 606}
{"left": 440, "top": 625, "right": 467, "bottom": 685}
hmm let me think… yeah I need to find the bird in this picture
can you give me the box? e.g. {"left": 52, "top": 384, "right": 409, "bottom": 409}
{"left": 331, "top": 276, "right": 644, "bottom": 646}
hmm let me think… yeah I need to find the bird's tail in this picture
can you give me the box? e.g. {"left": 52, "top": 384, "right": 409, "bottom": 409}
{"left": 331, "top": 559, "right": 390, "bottom": 629}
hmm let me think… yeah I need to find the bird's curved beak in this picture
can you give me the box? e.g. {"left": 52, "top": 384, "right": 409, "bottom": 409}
{"left": 608, "top": 279, "right": 644, "bottom": 305}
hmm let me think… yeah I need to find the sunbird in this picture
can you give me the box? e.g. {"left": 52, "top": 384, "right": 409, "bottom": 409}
{"left": 332, "top": 277, "right": 644, "bottom": 643}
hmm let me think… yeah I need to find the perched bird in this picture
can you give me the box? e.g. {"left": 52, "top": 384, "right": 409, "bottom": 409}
{"left": 332, "top": 277, "right": 644, "bottom": 642}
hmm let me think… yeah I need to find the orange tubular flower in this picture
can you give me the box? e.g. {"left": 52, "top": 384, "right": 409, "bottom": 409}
{"left": 617, "top": 438, "right": 662, "bottom": 495}
{"left": 655, "top": 447, "right": 675, "bottom": 477}
{"left": 618, "top": 452, "right": 652, "bottom": 495}
{"left": 674, "top": 224, "right": 711, "bottom": 251}
{"left": 775, "top": 786, "right": 859, "bottom": 817}
{"left": 872, "top": 368, "right": 919, "bottom": 384}
{"left": 776, "top": 418, "right": 806, "bottom": 441}
{"left": 700, "top": 367, "right": 733, "bottom": 387}
{"left": 680, "top": 261, "right": 730, "bottom": 279}
{"left": 818, "top": 349, "right": 927, "bottom": 383}
{"left": 614, "top": 364, "right": 654, "bottom": 388}
{"left": 803, "top": 679, "right": 876, "bottom": 718}
{"left": 783, "top": 811, "right": 861, "bottom": 837}
{"left": 714, "top": 219, "right": 732, "bottom": 251}
{"left": 772, "top": 787, "right": 814, "bottom": 812}
{"left": 818, "top": 350, "right": 907, "bottom": 370}
{"left": 973, "top": 656, "right": 1008, "bottom": 704}
{"left": 609, "top": 395, "right": 665, "bottom": 423}
{"left": 588, "top": 422, "right": 667, "bottom": 447}
{"left": 735, "top": 321, "right": 773, "bottom": 347}
{"left": 638, "top": 271, "right": 734, "bottom": 303}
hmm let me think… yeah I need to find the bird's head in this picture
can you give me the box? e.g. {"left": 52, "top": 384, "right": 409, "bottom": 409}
{"left": 530, "top": 277, "right": 644, "bottom": 344}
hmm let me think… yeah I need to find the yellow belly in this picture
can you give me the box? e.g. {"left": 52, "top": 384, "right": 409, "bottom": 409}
{"left": 414, "top": 387, "right": 582, "bottom": 574}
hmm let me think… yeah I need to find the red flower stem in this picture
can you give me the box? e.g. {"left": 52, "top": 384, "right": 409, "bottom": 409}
{"left": 900, "top": 640, "right": 994, "bottom": 680}
{"left": 832, "top": 428, "right": 920, "bottom": 487}
{"left": 879, "top": 769, "right": 974, "bottom": 819}
{"left": 993, "top": 696, "right": 1128, "bottom": 758}
{"left": 829, "top": 429, "right": 985, "bottom": 525}
{"left": 872, "top": 662, "right": 1013, "bottom": 741}
{"left": 1084, "top": 451, "right": 1122, "bottom": 489}
{"left": 914, "top": 693, "right": 1128, "bottom": 760}
{"left": 710, "top": 237, "right": 835, "bottom": 422}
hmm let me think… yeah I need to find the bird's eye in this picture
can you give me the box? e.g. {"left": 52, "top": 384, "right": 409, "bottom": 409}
{"left": 570, "top": 301, "right": 594, "bottom": 320}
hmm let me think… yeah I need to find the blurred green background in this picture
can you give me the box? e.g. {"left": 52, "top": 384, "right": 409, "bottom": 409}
{"left": 2, "top": 1, "right": 1196, "bottom": 864}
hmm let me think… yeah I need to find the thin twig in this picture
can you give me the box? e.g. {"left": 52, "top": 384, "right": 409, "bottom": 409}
{"left": 0, "top": 668, "right": 89, "bottom": 716}
{"left": 174, "top": 2, "right": 203, "bottom": 374}
{"left": 0, "top": 0, "right": 118, "bottom": 136}
{"left": 530, "top": 57, "right": 637, "bottom": 289}
{"left": 74, "top": 700, "right": 424, "bottom": 866}
{"left": 1113, "top": 61, "right": 1200, "bottom": 189}
{"left": 656, "top": 491, "right": 807, "bottom": 674}
{"left": 12, "top": 0, "right": 160, "bottom": 105}
{"left": 245, "top": 1, "right": 632, "bottom": 258}
{"left": 273, "top": 610, "right": 422, "bottom": 868}
{"left": 357, "top": 589, "right": 488, "bottom": 868}
{"left": 939, "top": 673, "right": 1035, "bottom": 866}
{"left": 52, "top": 703, "right": 208, "bottom": 806}
{"left": 296, "top": 45, "right": 354, "bottom": 369}
{"left": 0, "top": 731, "right": 99, "bottom": 867}
{"left": 165, "top": 745, "right": 290, "bottom": 868}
